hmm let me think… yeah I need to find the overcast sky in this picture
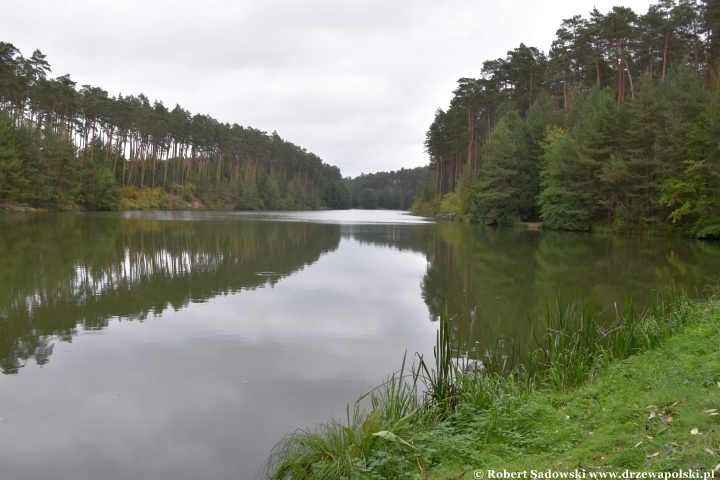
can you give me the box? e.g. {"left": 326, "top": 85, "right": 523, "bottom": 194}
{"left": 2, "top": 0, "right": 655, "bottom": 177}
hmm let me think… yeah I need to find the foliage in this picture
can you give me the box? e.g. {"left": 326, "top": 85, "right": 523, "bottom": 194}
{"left": 410, "top": 175, "right": 442, "bottom": 215}
{"left": 344, "top": 166, "right": 430, "bottom": 210}
{"left": 322, "top": 180, "right": 351, "bottom": 209}
{"left": 357, "top": 187, "right": 378, "bottom": 209}
{"left": 0, "top": 42, "right": 348, "bottom": 212}
{"left": 0, "top": 111, "right": 22, "bottom": 201}
{"left": 472, "top": 111, "right": 530, "bottom": 225}
{"left": 422, "top": 0, "right": 720, "bottom": 236}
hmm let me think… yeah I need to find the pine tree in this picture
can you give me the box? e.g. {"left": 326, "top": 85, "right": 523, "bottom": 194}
{"left": 260, "top": 175, "right": 282, "bottom": 210}
{"left": 538, "top": 126, "right": 597, "bottom": 230}
{"left": 472, "top": 111, "right": 528, "bottom": 225}
{"left": 0, "top": 112, "right": 23, "bottom": 202}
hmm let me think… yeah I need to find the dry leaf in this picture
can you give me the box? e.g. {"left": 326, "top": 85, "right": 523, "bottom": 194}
{"left": 691, "top": 427, "right": 700, "bottom": 435}
{"left": 648, "top": 405, "right": 658, "bottom": 410}
{"left": 711, "top": 413, "right": 719, "bottom": 416}
{"left": 704, "top": 409, "right": 718, "bottom": 414}
{"left": 705, "top": 448, "right": 716, "bottom": 457}
{"left": 646, "top": 451, "right": 660, "bottom": 458}
{"left": 661, "top": 416, "right": 673, "bottom": 424}
{"left": 649, "top": 412, "right": 657, "bottom": 420}
{"left": 670, "top": 442, "right": 680, "bottom": 447}
{"left": 635, "top": 441, "right": 643, "bottom": 448}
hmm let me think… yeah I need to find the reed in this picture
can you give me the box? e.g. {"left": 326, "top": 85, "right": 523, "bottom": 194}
{"left": 263, "top": 288, "right": 700, "bottom": 479}
{"left": 414, "top": 307, "right": 459, "bottom": 413}
{"left": 261, "top": 353, "right": 422, "bottom": 479}
{"left": 525, "top": 289, "right": 693, "bottom": 390}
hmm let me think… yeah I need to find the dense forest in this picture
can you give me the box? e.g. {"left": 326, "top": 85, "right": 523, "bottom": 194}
{"left": 0, "top": 42, "right": 350, "bottom": 211}
{"left": 418, "top": 0, "right": 720, "bottom": 238}
{"left": 343, "top": 166, "right": 429, "bottom": 209}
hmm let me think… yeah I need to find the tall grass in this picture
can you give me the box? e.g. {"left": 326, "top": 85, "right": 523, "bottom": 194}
{"left": 415, "top": 308, "right": 459, "bottom": 414}
{"left": 262, "top": 289, "right": 698, "bottom": 479}
{"left": 526, "top": 289, "right": 693, "bottom": 390}
{"left": 261, "top": 353, "right": 423, "bottom": 479}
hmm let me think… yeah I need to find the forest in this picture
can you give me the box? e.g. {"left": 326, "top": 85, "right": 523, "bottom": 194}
{"left": 343, "top": 165, "right": 429, "bottom": 209}
{"left": 0, "top": 42, "right": 350, "bottom": 211}
{"left": 417, "top": 0, "right": 720, "bottom": 238}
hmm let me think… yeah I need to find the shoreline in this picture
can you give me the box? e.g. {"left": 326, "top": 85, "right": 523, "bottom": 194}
{"left": 264, "top": 295, "right": 720, "bottom": 479}
{"left": 421, "top": 299, "right": 720, "bottom": 479}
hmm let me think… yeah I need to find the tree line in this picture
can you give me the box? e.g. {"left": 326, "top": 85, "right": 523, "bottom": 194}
{"left": 343, "top": 166, "right": 429, "bottom": 210}
{"left": 0, "top": 42, "right": 350, "bottom": 211}
{"left": 420, "top": 0, "right": 720, "bottom": 238}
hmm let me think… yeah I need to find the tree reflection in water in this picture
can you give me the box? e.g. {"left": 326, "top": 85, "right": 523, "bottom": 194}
{"left": 1, "top": 213, "right": 718, "bottom": 375}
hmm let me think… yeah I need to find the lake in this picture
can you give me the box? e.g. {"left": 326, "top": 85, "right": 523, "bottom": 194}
{"left": 1, "top": 210, "right": 719, "bottom": 479}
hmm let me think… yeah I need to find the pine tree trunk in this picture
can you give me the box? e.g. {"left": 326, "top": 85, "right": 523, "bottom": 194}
{"left": 140, "top": 144, "right": 147, "bottom": 192}
{"left": 625, "top": 57, "right": 635, "bottom": 100}
{"left": 163, "top": 146, "right": 170, "bottom": 190}
{"left": 151, "top": 144, "right": 157, "bottom": 190}
{"left": 662, "top": 34, "right": 669, "bottom": 82}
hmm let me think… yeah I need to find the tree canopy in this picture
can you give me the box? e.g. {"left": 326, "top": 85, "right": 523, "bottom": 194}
{"left": 0, "top": 42, "right": 350, "bottom": 211}
{"left": 421, "top": 0, "right": 720, "bottom": 238}
{"left": 344, "top": 166, "right": 429, "bottom": 210}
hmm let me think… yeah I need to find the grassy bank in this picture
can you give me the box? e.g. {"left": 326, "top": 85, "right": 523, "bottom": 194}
{"left": 263, "top": 293, "right": 720, "bottom": 479}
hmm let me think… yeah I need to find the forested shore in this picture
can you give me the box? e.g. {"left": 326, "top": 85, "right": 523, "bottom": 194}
{"left": 416, "top": 0, "right": 720, "bottom": 239}
{"left": 343, "top": 166, "right": 429, "bottom": 210}
{"left": 0, "top": 42, "right": 350, "bottom": 212}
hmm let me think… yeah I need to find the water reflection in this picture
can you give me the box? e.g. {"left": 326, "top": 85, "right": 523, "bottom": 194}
{"left": 1, "top": 212, "right": 719, "bottom": 479}
{"left": 0, "top": 213, "right": 341, "bottom": 374}
{"left": 423, "top": 224, "right": 720, "bottom": 359}
{"left": 1, "top": 214, "right": 719, "bottom": 375}
{"left": 0, "top": 211, "right": 434, "bottom": 480}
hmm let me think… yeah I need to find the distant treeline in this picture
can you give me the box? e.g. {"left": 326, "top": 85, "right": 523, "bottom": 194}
{"left": 419, "top": 0, "right": 720, "bottom": 238}
{"left": 0, "top": 42, "right": 350, "bottom": 211}
{"left": 343, "top": 166, "right": 430, "bottom": 210}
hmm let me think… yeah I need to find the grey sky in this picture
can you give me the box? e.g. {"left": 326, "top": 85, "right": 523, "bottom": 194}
{"left": 3, "top": 0, "right": 654, "bottom": 177}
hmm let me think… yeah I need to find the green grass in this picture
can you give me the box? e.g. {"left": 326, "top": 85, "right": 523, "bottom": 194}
{"left": 262, "top": 293, "right": 720, "bottom": 480}
{"left": 425, "top": 299, "right": 720, "bottom": 479}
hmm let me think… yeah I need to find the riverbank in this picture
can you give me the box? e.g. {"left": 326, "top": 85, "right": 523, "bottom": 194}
{"left": 419, "top": 300, "right": 720, "bottom": 479}
{"left": 0, "top": 189, "right": 202, "bottom": 213}
{"left": 0, "top": 186, "right": 338, "bottom": 212}
{"left": 264, "top": 295, "right": 720, "bottom": 479}
{"left": 408, "top": 193, "right": 710, "bottom": 238}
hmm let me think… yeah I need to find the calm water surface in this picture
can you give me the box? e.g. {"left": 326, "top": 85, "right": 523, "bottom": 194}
{"left": 1, "top": 210, "right": 719, "bottom": 479}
